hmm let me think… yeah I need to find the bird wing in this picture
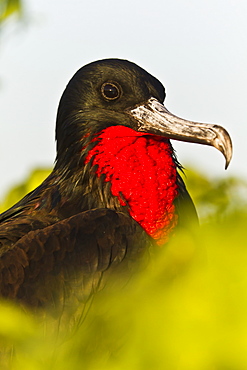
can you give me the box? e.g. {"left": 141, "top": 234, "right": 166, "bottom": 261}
{"left": 0, "top": 208, "right": 150, "bottom": 309}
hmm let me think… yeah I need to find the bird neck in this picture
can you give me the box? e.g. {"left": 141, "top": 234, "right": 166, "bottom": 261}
{"left": 85, "top": 126, "right": 178, "bottom": 245}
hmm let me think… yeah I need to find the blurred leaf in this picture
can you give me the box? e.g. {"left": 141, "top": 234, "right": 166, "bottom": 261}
{"left": 181, "top": 167, "right": 247, "bottom": 221}
{"left": 0, "top": 168, "right": 51, "bottom": 212}
{"left": 0, "top": 167, "right": 247, "bottom": 369}
{"left": 0, "top": 210, "right": 246, "bottom": 369}
{"left": 0, "top": 0, "right": 21, "bottom": 23}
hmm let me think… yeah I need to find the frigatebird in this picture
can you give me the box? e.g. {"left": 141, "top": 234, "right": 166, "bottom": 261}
{"left": 0, "top": 59, "right": 232, "bottom": 308}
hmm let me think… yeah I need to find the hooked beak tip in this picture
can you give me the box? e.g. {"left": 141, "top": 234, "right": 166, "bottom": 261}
{"left": 212, "top": 126, "right": 233, "bottom": 170}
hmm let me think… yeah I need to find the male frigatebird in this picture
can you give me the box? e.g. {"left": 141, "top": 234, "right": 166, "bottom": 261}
{"left": 0, "top": 59, "right": 232, "bottom": 308}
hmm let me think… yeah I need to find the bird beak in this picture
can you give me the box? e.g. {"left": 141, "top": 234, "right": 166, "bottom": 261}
{"left": 129, "top": 97, "right": 232, "bottom": 169}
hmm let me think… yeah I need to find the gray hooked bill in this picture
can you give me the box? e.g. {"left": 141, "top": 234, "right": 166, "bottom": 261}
{"left": 129, "top": 98, "right": 232, "bottom": 169}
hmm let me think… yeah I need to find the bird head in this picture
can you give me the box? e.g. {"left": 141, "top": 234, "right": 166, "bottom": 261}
{"left": 55, "top": 58, "right": 232, "bottom": 170}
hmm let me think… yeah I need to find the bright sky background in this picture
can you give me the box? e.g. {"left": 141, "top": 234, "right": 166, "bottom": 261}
{"left": 0, "top": 0, "right": 246, "bottom": 199}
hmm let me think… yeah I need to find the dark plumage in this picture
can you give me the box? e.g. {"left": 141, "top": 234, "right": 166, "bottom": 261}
{"left": 0, "top": 59, "right": 232, "bottom": 308}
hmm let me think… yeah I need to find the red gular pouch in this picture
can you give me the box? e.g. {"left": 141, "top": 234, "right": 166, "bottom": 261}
{"left": 85, "top": 125, "right": 178, "bottom": 245}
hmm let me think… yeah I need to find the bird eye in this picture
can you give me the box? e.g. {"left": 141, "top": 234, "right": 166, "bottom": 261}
{"left": 101, "top": 82, "right": 120, "bottom": 101}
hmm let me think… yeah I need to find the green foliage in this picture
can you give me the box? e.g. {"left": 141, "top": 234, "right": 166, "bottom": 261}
{"left": 0, "top": 168, "right": 51, "bottom": 213}
{"left": 0, "top": 167, "right": 247, "bottom": 369}
{"left": 0, "top": 0, "right": 21, "bottom": 23}
{"left": 183, "top": 168, "right": 247, "bottom": 221}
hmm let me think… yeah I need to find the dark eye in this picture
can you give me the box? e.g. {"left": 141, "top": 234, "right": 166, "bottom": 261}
{"left": 101, "top": 82, "right": 120, "bottom": 100}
